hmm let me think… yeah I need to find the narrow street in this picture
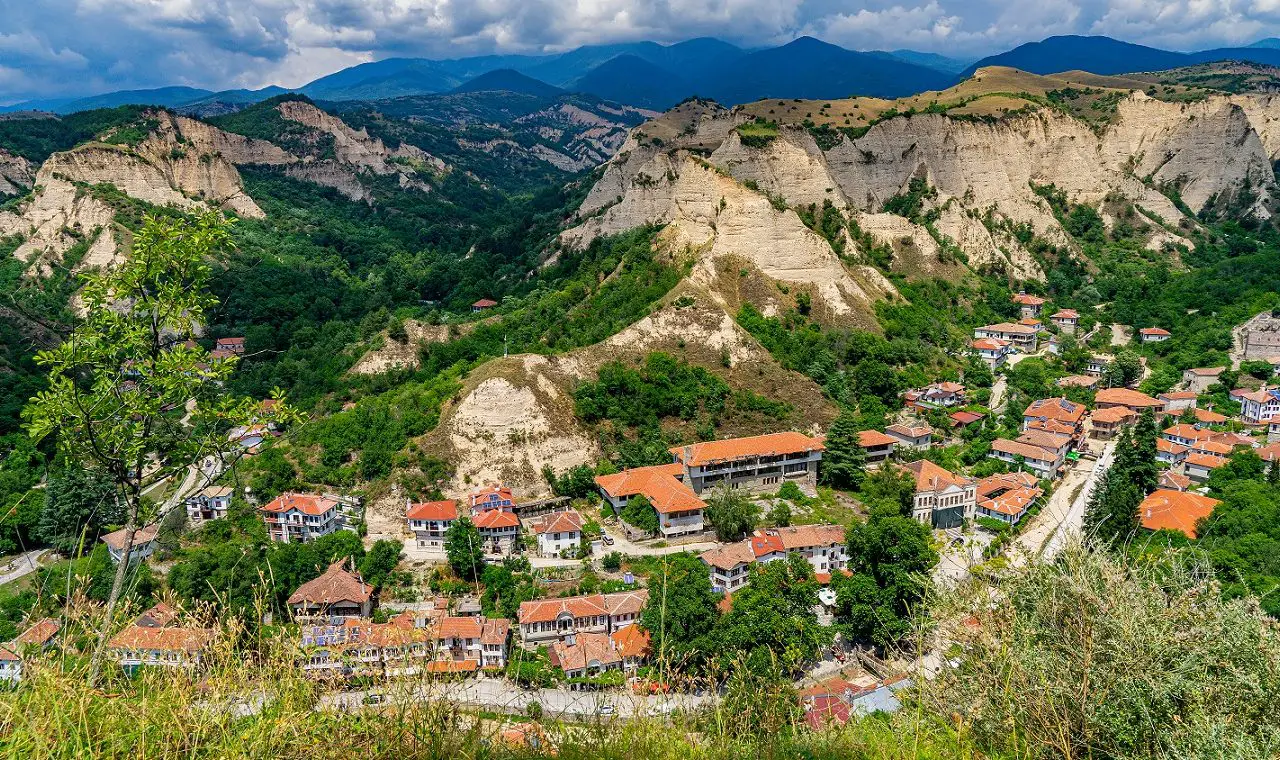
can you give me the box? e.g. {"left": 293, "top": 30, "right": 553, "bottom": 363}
{"left": 1012, "top": 440, "right": 1115, "bottom": 564}
{"left": 0, "top": 549, "right": 49, "bottom": 586}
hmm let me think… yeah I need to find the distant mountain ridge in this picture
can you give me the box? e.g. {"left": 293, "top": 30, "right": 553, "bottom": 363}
{"left": 13, "top": 34, "right": 1280, "bottom": 116}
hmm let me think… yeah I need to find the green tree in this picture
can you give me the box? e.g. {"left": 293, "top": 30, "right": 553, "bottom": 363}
{"left": 444, "top": 517, "right": 486, "bottom": 582}
{"left": 621, "top": 494, "right": 659, "bottom": 534}
{"left": 766, "top": 500, "right": 792, "bottom": 527}
{"left": 704, "top": 485, "right": 760, "bottom": 542}
{"left": 543, "top": 464, "right": 597, "bottom": 499}
{"left": 36, "top": 465, "right": 123, "bottom": 555}
{"left": 821, "top": 407, "right": 867, "bottom": 489}
{"left": 23, "top": 213, "right": 296, "bottom": 684}
{"left": 1105, "top": 349, "right": 1143, "bottom": 388}
{"left": 713, "top": 553, "right": 831, "bottom": 674}
{"left": 640, "top": 552, "right": 720, "bottom": 669}
{"left": 859, "top": 466, "right": 916, "bottom": 518}
{"left": 837, "top": 512, "right": 936, "bottom": 647}
{"left": 1083, "top": 428, "right": 1142, "bottom": 546}
{"left": 358, "top": 539, "right": 403, "bottom": 588}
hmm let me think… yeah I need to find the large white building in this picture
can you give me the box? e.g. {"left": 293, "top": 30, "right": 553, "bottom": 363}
{"left": 260, "top": 492, "right": 357, "bottom": 543}
{"left": 900, "top": 460, "right": 975, "bottom": 529}
{"left": 517, "top": 590, "right": 648, "bottom": 647}
{"left": 670, "top": 432, "right": 824, "bottom": 495}
{"left": 595, "top": 463, "right": 706, "bottom": 539}
{"left": 406, "top": 499, "right": 457, "bottom": 550}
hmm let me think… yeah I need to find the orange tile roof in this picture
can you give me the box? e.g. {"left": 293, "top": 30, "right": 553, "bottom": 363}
{"left": 481, "top": 618, "right": 510, "bottom": 645}
{"left": 1194, "top": 408, "right": 1228, "bottom": 424}
{"left": 886, "top": 423, "right": 932, "bottom": 438}
{"left": 976, "top": 471, "right": 1039, "bottom": 498}
{"left": 261, "top": 492, "right": 339, "bottom": 517}
{"left": 1187, "top": 366, "right": 1225, "bottom": 376}
{"left": 1051, "top": 309, "right": 1079, "bottom": 319}
{"left": 1095, "top": 388, "right": 1163, "bottom": 409}
{"left": 472, "top": 509, "right": 519, "bottom": 529}
{"left": 1156, "top": 439, "right": 1188, "bottom": 455}
{"left": 469, "top": 484, "right": 514, "bottom": 506}
{"left": 551, "top": 632, "right": 621, "bottom": 671}
{"left": 595, "top": 465, "right": 705, "bottom": 515}
{"left": 287, "top": 560, "right": 371, "bottom": 607}
{"left": 1210, "top": 432, "right": 1256, "bottom": 449}
{"left": 1024, "top": 397, "right": 1086, "bottom": 425}
{"left": 770, "top": 524, "right": 846, "bottom": 549}
{"left": 603, "top": 590, "right": 648, "bottom": 617}
{"left": 1164, "top": 424, "right": 1210, "bottom": 440}
{"left": 16, "top": 618, "right": 60, "bottom": 647}
{"left": 407, "top": 500, "right": 458, "bottom": 521}
{"left": 857, "top": 430, "right": 898, "bottom": 447}
{"left": 1018, "top": 318, "right": 1043, "bottom": 327}
{"left": 1139, "top": 327, "right": 1171, "bottom": 337}
{"left": 1257, "top": 443, "right": 1280, "bottom": 462}
{"left": 100, "top": 523, "right": 160, "bottom": 552}
{"left": 1185, "top": 452, "right": 1227, "bottom": 469}
{"left": 977, "top": 322, "right": 1038, "bottom": 335}
{"left": 700, "top": 542, "right": 756, "bottom": 570}
{"left": 435, "top": 616, "right": 483, "bottom": 640}
{"left": 1139, "top": 490, "right": 1219, "bottom": 538}
{"left": 972, "top": 338, "right": 1009, "bottom": 350}
{"left": 671, "top": 432, "right": 824, "bottom": 467}
{"left": 949, "top": 411, "right": 985, "bottom": 426}
{"left": 1159, "top": 391, "right": 1198, "bottom": 401}
{"left": 610, "top": 624, "right": 651, "bottom": 659}
{"left": 1027, "top": 418, "right": 1077, "bottom": 434}
{"left": 979, "top": 486, "right": 1042, "bottom": 516}
{"left": 533, "top": 510, "right": 583, "bottom": 535}
{"left": 749, "top": 531, "right": 786, "bottom": 558}
{"left": 0, "top": 645, "right": 17, "bottom": 662}
{"left": 991, "top": 438, "right": 1057, "bottom": 462}
{"left": 427, "top": 659, "right": 479, "bottom": 673}
{"left": 108, "top": 625, "right": 215, "bottom": 653}
{"left": 1056, "top": 375, "right": 1098, "bottom": 388}
{"left": 1159, "top": 471, "right": 1192, "bottom": 491}
{"left": 472, "top": 299, "right": 498, "bottom": 308}
{"left": 1090, "top": 406, "right": 1136, "bottom": 424}
{"left": 136, "top": 602, "right": 178, "bottom": 628}
{"left": 517, "top": 590, "right": 648, "bottom": 625}
{"left": 1012, "top": 293, "right": 1046, "bottom": 305}
{"left": 1016, "top": 430, "right": 1071, "bottom": 452}
{"left": 1192, "top": 440, "right": 1233, "bottom": 456}
{"left": 900, "top": 460, "right": 971, "bottom": 493}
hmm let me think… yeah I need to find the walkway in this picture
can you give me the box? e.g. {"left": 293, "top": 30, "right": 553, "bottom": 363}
{"left": 0, "top": 549, "right": 50, "bottom": 586}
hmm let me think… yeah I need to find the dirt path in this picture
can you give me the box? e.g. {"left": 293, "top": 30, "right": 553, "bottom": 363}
{"left": 1110, "top": 324, "right": 1130, "bottom": 347}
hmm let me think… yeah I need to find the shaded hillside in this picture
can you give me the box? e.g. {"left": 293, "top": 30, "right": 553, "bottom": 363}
{"left": 960, "top": 35, "right": 1190, "bottom": 78}
{"left": 569, "top": 55, "right": 694, "bottom": 110}
{"left": 450, "top": 69, "right": 563, "bottom": 97}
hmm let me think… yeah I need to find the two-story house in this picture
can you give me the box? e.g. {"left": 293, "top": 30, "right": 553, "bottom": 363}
{"left": 101, "top": 523, "right": 160, "bottom": 564}
{"left": 260, "top": 492, "right": 349, "bottom": 543}
{"left": 900, "top": 460, "right": 975, "bottom": 529}
{"left": 532, "top": 510, "right": 583, "bottom": 557}
{"left": 433, "top": 616, "right": 510, "bottom": 670}
{"left": 753, "top": 524, "right": 848, "bottom": 577}
{"left": 473, "top": 508, "right": 520, "bottom": 555}
{"left": 700, "top": 542, "right": 756, "bottom": 593}
{"left": 973, "top": 323, "right": 1038, "bottom": 352}
{"left": 971, "top": 338, "right": 1012, "bottom": 368}
{"left": 989, "top": 438, "right": 1062, "bottom": 479}
{"left": 406, "top": 499, "right": 457, "bottom": 550}
{"left": 856, "top": 430, "right": 897, "bottom": 466}
{"left": 1138, "top": 327, "right": 1171, "bottom": 343}
{"left": 108, "top": 625, "right": 216, "bottom": 671}
{"left": 287, "top": 560, "right": 373, "bottom": 620}
{"left": 1182, "top": 367, "right": 1225, "bottom": 394}
{"left": 516, "top": 590, "right": 648, "bottom": 647}
{"left": 1233, "top": 387, "right": 1280, "bottom": 424}
{"left": 595, "top": 463, "right": 706, "bottom": 539}
{"left": 1049, "top": 309, "right": 1079, "bottom": 334}
{"left": 1095, "top": 388, "right": 1164, "bottom": 414}
{"left": 1089, "top": 406, "right": 1136, "bottom": 440}
{"left": 885, "top": 424, "right": 932, "bottom": 450}
{"left": 1157, "top": 391, "right": 1198, "bottom": 413}
{"left": 975, "top": 471, "right": 1042, "bottom": 525}
{"left": 185, "top": 486, "right": 233, "bottom": 524}
{"left": 1023, "top": 397, "right": 1086, "bottom": 436}
{"left": 1012, "top": 291, "right": 1046, "bottom": 319}
{"left": 469, "top": 485, "right": 516, "bottom": 512}
{"left": 670, "top": 432, "right": 824, "bottom": 495}
{"left": 903, "top": 382, "right": 965, "bottom": 410}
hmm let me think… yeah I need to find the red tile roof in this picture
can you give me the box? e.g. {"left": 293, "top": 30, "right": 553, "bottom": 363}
{"left": 481, "top": 618, "right": 510, "bottom": 645}
{"left": 135, "top": 602, "right": 178, "bottom": 628}
{"left": 979, "top": 486, "right": 1042, "bottom": 516}
{"left": 610, "top": 624, "right": 651, "bottom": 659}
{"left": 16, "top": 618, "right": 60, "bottom": 647}
{"left": 550, "top": 632, "right": 620, "bottom": 671}
{"left": 1257, "top": 443, "right": 1280, "bottom": 462}
{"left": 992, "top": 438, "right": 1057, "bottom": 462}
{"left": 1185, "top": 452, "right": 1228, "bottom": 469}
{"left": 1156, "top": 439, "right": 1188, "bottom": 455}
{"left": 472, "top": 299, "right": 498, "bottom": 308}
{"left": 407, "top": 500, "right": 458, "bottom": 521}
{"left": 435, "top": 616, "right": 483, "bottom": 640}
{"left": 1194, "top": 408, "right": 1228, "bottom": 424}
{"left": 287, "top": 560, "right": 372, "bottom": 608}
{"left": 700, "top": 542, "right": 756, "bottom": 570}
{"left": 1024, "top": 397, "right": 1085, "bottom": 425}
{"left": 1139, "top": 490, "right": 1219, "bottom": 538}
{"left": 533, "top": 510, "right": 583, "bottom": 535}
{"left": 749, "top": 531, "right": 786, "bottom": 558}
{"left": 1187, "top": 366, "right": 1225, "bottom": 376}
{"left": 1095, "top": 388, "right": 1163, "bottom": 409}
{"left": 949, "top": 411, "right": 985, "bottom": 426}
{"left": 1051, "top": 309, "right": 1079, "bottom": 319}
{"left": 670, "top": 432, "right": 824, "bottom": 467}
{"left": 426, "top": 659, "right": 479, "bottom": 673}
{"left": 1159, "top": 471, "right": 1192, "bottom": 491}
{"left": 1056, "top": 375, "right": 1098, "bottom": 388}
{"left": 900, "top": 460, "right": 971, "bottom": 493}
{"left": 977, "top": 322, "right": 1038, "bottom": 335}
{"left": 473, "top": 509, "right": 519, "bottom": 529}
{"left": 857, "top": 430, "right": 898, "bottom": 447}
{"left": 1163, "top": 424, "right": 1210, "bottom": 441}
{"left": 261, "top": 492, "right": 339, "bottom": 517}
{"left": 1016, "top": 430, "right": 1071, "bottom": 453}
{"left": 1159, "top": 391, "right": 1198, "bottom": 401}
{"left": 1139, "top": 327, "right": 1171, "bottom": 337}
{"left": 108, "top": 625, "right": 215, "bottom": 653}
{"left": 1012, "top": 293, "right": 1046, "bottom": 305}
{"left": 976, "top": 471, "right": 1039, "bottom": 498}
{"left": 100, "top": 523, "right": 160, "bottom": 552}
{"left": 595, "top": 464, "right": 705, "bottom": 515}
{"left": 972, "top": 338, "right": 1009, "bottom": 351}
{"left": 886, "top": 423, "right": 931, "bottom": 438}
{"left": 1090, "top": 406, "right": 1136, "bottom": 425}
{"left": 517, "top": 590, "right": 648, "bottom": 625}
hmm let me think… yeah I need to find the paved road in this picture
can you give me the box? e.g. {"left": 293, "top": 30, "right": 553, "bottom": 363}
{"left": 320, "top": 675, "right": 710, "bottom": 719}
{"left": 0, "top": 549, "right": 49, "bottom": 586}
{"left": 1011, "top": 441, "right": 1115, "bottom": 565}
{"left": 1042, "top": 442, "right": 1115, "bottom": 560}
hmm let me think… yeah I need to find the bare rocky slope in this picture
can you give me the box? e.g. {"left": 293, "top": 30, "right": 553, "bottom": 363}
{"left": 563, "top": 77, "right": 1280, "bottom": 327}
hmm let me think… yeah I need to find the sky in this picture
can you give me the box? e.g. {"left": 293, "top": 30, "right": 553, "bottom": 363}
{"left": 2, "top": 0, "right": 1279, "bottom": 103}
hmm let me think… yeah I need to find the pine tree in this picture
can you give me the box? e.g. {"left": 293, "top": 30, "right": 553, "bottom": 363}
{"left": 822, "top": 407, "right": 867, "bottom": 489}
{"left": 1132, "top": 408, "right": 1159, "bottom": 494}
{"left": 1084, "top": 428, "right": 1143, "bottom": 546}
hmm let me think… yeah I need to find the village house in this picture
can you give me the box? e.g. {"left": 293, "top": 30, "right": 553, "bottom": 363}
{"left": 1185, "top": 452, "right": 1227, "bottom": 484}
{"left": 406, "top": 499, "right": 457, "bottom": 550}
{"left": 1183, "top": 367, "right": 1226, "bottom": 393}
{"left": 299, "top": 613, "right": 434, "bottom": 677}
{"left": 1156, "top": 438, "right": 1189, "bottom": 466}
{"left": 975, "top": 472, "right": 1043, "bottom": 525}
{"left": 1138, "top": 490, "right": 1220, "bottom": 538}
{"left": 1194, "top": 407, "right": 1229, "bottom": 426}
{"left": 989, "top": 438, "right": 1062, "bottom": 479}
{"left": 1159, "top": 471, "right": 1193, "bottom": 492}
{"left": 1012, "top": 291, "right": 1046, "bottom": 319}
{"left": 700, "top": 542, "right": 756, "bottom": 593}
{"left": 16, "top": 618, "right": 60, "bottom": 651}
{"left": 900, "top": 460, "right": 976, "bottom": 529}
{"left": 1190, "top": 439, "right": 1234, "bottom": 459}
{"left": 1049, "top": 309, "right": 1079, "bottom": 334}
{"left": 550, "top": 632, "right": 622, "bottom": 680}
{"left": 609, "top": 623, "right": 651, "bottom": 671}
{"left": 214, "top": 337, "right": 246, "bottom": 356}
{"left": 973, "top": 323, "right": 1038, "bottom": 352}
{"left": 1085, "top": 356, "right": 1109, "bottom": 377}
{"left": 532, "top": 510, "right": 583, "bottom": 557}
{"left": 1138, "top": 327, "right": 1171, "bottom": 343}
{"left": 471, "top": 298, "right": 498, "bottom": 313}
{"left": 1089, "top": 406, "right": 1136, "bottom": 440}
{"left": 949, "top": 411, "right": 985, "bottom": 431}
{"left": 516, "top": 590, "right": 648, "bottom": 647}
{"left": 135, "top": 602, "right": 179, "bottom": 628}
{"left": 473, "top": 508, "right": 520, "bottom": 555}
{"left": 1015, "top": 429, "right": 1072, "bottom": 461}
{"left": 885, "top": 423, "right": 932, "bottom": 450}
{"left": 1094, "top": 388, "right": 1163, "bottom": 414}
{"left": 670, "top": 432, "right": 824, "bottom": 495}
{"left": 1163, "top": 424, "right": 1211, "bottom": 448}
{"left": 101, "top": 523, "right": 160, "bottom": 564}
{"left": 1157, "top": 391, "right": 1198, "bottom": 413}
{"left": 184, "top": 486, "right": 233, "bottom": 524}
{"left": 0, "top": 646, "right": 20, "bottom": 684}
{"left": 108, "top": 625, "right": 216, "bottom": 671}
{"left": 595, "top": 463, "right": 706, "bottom": 539}
{"left": 434, "top": 616, "right": 511, "bottom": 670}
{"left": 751, "top": 525, "right": 848, "bottom": 576}
{"left": 856, "top": 430, "right": 897, "bottom": 466}
{"left": 1270, "top": 420, "right": 1280, "bottom": 443}
{"left": 260, "top": 492, "right": 354, "bottom": 543}
{"left": 1232, "top": 386, "right": 1280, "bottom": 424}
{"left": 1022, "top": 397, "right": 1086, "bottom": 436}
{"left": 903, "top": 382, "right": 965, "bottom": 410}
{"left": 971, "top": 337, "right": 1012, "bottom": 368}
{"left": 288, "top": 560, "right": 373, "bottom": 620}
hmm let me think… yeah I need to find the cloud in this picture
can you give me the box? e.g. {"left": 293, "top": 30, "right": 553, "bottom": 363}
{"left": 2, "top": 0, "right": 1280, "bottom": 103}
